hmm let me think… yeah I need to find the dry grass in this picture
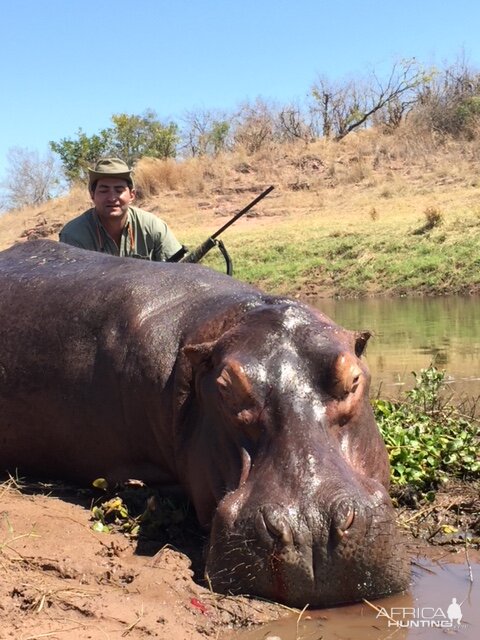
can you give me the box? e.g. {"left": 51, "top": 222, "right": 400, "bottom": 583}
{"left": 1, "top": 125, "right": 480, "bottom": 295}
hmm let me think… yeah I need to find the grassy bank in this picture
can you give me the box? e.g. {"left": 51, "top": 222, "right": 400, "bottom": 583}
{"left": 198, "top": 207, "right": 480, "bottom": 297}
{"left": 2, "top": 129, "right": 480, "bottom": 298}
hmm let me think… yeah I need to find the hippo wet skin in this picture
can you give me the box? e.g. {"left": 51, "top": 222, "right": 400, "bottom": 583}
{"left": 0, "top": 240, "right": 409, "bottom": 607}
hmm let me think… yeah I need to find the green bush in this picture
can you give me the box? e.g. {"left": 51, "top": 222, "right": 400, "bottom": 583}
{"left": 373, "top": 366, "right": 480, "bottom": 493}
{"left": 455, "top": 96, "right": 480, "bottom": 135}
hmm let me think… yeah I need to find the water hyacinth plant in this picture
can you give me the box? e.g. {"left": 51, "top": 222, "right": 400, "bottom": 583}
{"left": 373, "top": 366, "right": 479, "bottom": 493}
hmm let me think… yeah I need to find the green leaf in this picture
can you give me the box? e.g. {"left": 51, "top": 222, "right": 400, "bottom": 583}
{"left": 92, "top": 478, "right": 109, "bottom": 490}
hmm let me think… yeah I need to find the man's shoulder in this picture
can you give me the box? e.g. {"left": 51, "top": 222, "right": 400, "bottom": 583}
{"left": 61, "top": 209, "right": 95, "bottom": 233}
{"left": 129, "top": 206, "right": 161, "bottom": 221}
{"left": 128, "top": 207, "right": 181, "bottom": 259}
{"left": 59, "top": 209, "right": 97, "bottom": 249}
{"left": 128, "top": 207, "right": 167, "bottom": 231}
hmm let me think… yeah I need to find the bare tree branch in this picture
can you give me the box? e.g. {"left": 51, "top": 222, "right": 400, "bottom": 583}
{"left": 310, "top": 59, "right": 431, "bottom": 140}
{"left": 1, "top": 148, "right": 64, "bottom": 211}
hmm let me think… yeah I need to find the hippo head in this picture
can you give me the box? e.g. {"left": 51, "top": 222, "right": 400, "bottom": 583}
{"left": 180, "top": 300, "right": 409, "bottom": 608}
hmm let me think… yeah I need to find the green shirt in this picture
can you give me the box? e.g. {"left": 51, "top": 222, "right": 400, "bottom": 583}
{"left": 59, "top": 207, "right": 182, "bottom": 261}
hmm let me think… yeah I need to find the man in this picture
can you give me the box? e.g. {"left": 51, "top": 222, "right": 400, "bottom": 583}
{"left": 59, "top": 158, "right": 183, "bottom": 261}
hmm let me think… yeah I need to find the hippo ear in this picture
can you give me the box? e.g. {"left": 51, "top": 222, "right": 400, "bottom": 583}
{"left": 329, "top": 352, "right": 363, "bottom": 399}
{"left": 354, "top": 330, "right": 371, "bottom": 357}
{"left": 183, "top": 341, "right": 216, "bottom": 369}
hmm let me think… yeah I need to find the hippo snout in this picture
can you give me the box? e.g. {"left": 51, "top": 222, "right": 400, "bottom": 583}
{"left": 252, "top": 496, "right": 376, "bottom": 558}
{"left": 205, "top": 486, "right": 410, "bottom": 608}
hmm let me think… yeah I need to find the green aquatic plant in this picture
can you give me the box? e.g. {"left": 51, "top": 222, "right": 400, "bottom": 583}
{"left": 373, "top": 366, "right": 480, "bottom": 492}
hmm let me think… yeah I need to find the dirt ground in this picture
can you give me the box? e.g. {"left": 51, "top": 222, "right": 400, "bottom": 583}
{"left": 0, "top": 476, "right": 478, "bottom": 640}
{"left": 0, "top": 478, "right": 286, "bottom": 640}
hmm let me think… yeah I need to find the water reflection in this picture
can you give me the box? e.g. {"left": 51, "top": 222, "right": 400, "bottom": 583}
{"left": 308, "top": 295, "right": 480, "bottom": 398}
{"left": 231, "top": 553, "right": 480, "bottom": 640}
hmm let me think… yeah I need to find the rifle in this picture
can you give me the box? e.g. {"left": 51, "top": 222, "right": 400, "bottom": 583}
{"left": 167, "top": 185, "right": 274, "bottom": 275}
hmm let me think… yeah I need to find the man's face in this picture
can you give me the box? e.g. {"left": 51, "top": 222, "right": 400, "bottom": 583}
{"left": 91, "top": 177, "right": 135, "bottom": 223}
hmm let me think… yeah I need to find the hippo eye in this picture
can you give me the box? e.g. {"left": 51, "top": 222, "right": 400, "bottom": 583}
{"left": 354, "top": 331, "right": 371, "bottom": 357}
{"left": 216, "top": 359, "right": 257, "bottom": 416}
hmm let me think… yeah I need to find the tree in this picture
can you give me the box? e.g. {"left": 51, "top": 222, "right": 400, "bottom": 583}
{"left": 311, "top": 59, "right": 430, "bottom": 140}
{"left": 233, "top": 98, "right": 278, "bottom": 153}
{"left": 50, "top": 110, "right": 179, "bottom": 184}
{"left": 1, "top": 147, "right": 63, "bottom": 210}
{"left": 209, "top": 120, "right": 231, "bottom": 155}
{"left": 278, "top": 103, "right": 315, "bottom": 142}
{"left": 181, "top": 109, "right": 232, "bottom": 157}
{"left": 109, "top": 110, "right": 179, "bottom": 165}
{"left": 410, "top": 55, "right": 480, "bottom": 137}
{"left": 49, "top": 129, "right": 111, "bottom": 182}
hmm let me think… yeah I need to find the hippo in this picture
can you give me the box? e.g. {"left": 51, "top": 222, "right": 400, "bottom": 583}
{"left": 0, "top": 239, "right": 409, "bottom": 607}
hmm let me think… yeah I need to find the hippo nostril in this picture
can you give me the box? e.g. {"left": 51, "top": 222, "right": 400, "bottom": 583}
{"left": 335, "top": 507, "right": 355, "bottom": 539}
{"left": 330, "top": 502, "right": 355, "bottom": 545}
{"left": 256, "top": 507, "right": 294, "bottom": 546}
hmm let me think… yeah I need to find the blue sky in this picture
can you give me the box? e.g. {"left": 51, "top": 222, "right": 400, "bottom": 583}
{"left": 1, "top": 0, "right": 479, "bottom": 180}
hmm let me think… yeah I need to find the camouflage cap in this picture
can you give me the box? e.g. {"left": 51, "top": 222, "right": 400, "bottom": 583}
{"left": 88, "top": 158, "right": 134, "bottom": 188}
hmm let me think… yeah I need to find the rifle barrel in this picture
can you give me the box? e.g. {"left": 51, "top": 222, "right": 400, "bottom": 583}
{"left": 211, "top": 185, "right": 274, "bottom": 239}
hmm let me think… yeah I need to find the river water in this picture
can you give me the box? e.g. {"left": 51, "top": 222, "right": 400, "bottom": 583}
{"left": 309, "top": 294, "right": 480, "bottom": 399}
{"left": 231, "top": 551, "right": 480, "bottom": 640}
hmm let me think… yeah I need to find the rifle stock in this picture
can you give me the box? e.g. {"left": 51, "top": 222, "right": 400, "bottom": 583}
{"left": 179, "top": 237, "right": 217, "bottom": 264}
